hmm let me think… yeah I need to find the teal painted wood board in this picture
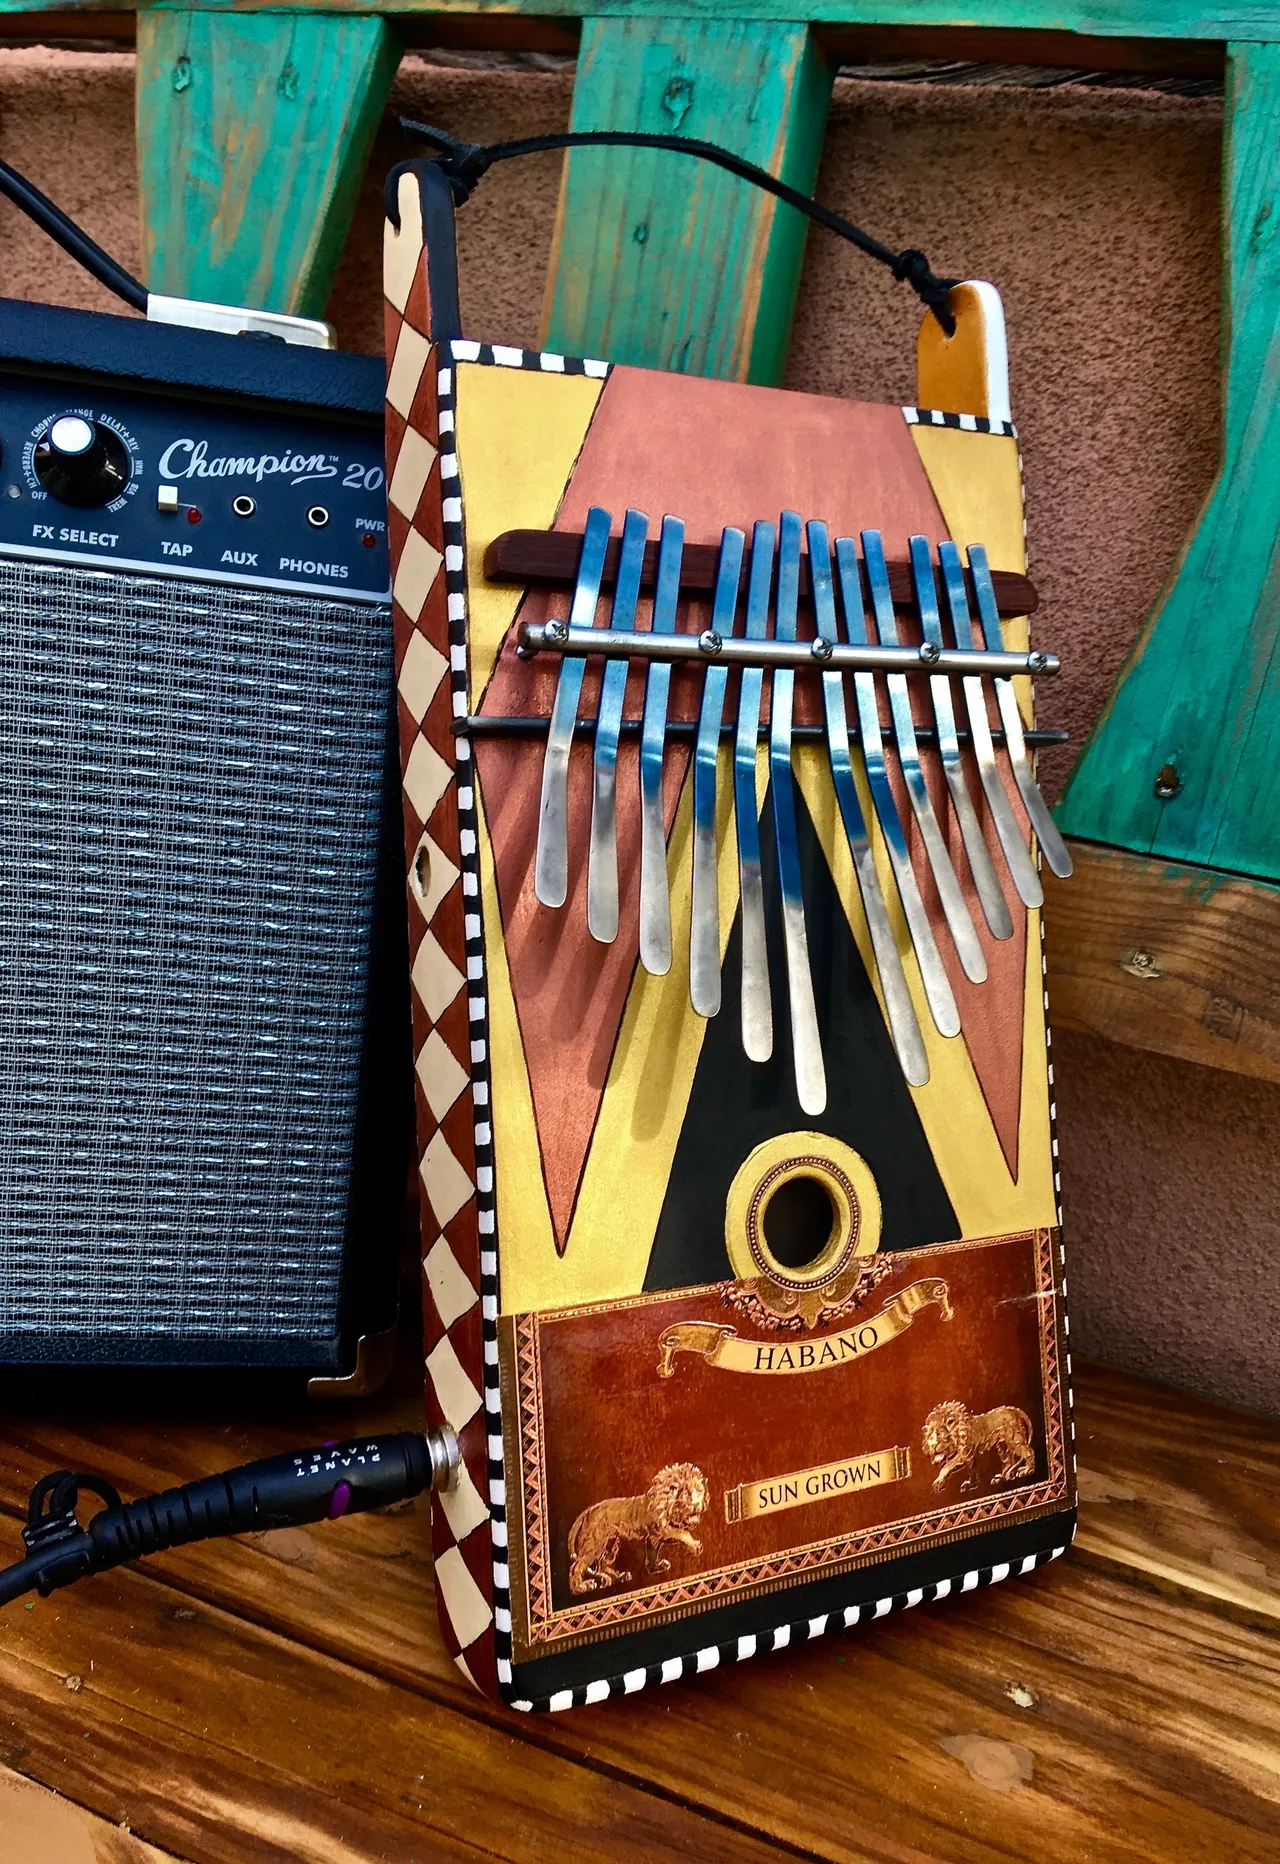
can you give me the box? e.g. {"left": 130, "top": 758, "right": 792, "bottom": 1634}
{"left": 135, "top": 10, "right": 401, "bottom": 315}
{"left": 1056, "top": 41, "right": 1280, "bottom": 883}
{"left": 16, "top": 1, "right": 1275, "bottom": 39}
{"left": 541, "top": 16, "right": 833, "bottom": 381}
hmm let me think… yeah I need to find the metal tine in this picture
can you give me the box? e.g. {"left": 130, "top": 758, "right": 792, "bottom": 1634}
{"left": 535, "top": 505, "right": 614, "bottom": 908}
{"left": 937, "top": 540, "right": 1042, "bottom": 912}
{"left": 587, "top": 508, "right": 649, "bottom": 943}
{"left": 837, "top": 538, "right": 960, "bottom": 1041}
{"left": 638, "top": 515, "right": 685, "bottom": 975}
{"left": 734, "top": 522, "right": 775, "bottom": 1064}
{"left": 690, "top": 525, "right": 745, "bottom": 1018}
{"left": 810, "top": 524, "right": 929, "bottom": 1084}
{"left": 968, "top": 543, "right": 1075, "bottom": 880}
{"left": 860, "top": 530, "right": 985, "bottom": 995}
{"left": 771, "top": 510, "right": 826, "bottom": 1116}
{"left": 908, "top": 535, "right": 1003, "bottom": 961}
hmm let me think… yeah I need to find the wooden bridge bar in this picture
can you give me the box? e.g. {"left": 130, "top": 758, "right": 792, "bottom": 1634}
{"left": 1055, "top": 40, "right": 1280, "bottom": 883}
{"left": 134, "top": 8, "right": 401, "bottom": 315}
{"left": 540, "top": 16, "right": 833, "bottom": 381}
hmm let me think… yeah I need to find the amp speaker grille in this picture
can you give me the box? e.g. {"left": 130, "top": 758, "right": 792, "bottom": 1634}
{"left": 0, "top": 557, "right": 394, "bottom": 1341}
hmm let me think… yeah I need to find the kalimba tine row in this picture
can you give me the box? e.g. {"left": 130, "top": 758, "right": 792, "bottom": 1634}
{"left": 522, "top": 506, "right": 1071, "bottom": 1113}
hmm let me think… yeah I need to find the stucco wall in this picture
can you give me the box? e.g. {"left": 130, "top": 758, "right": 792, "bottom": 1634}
{"left": 3, "top": 49, "right": 1274, "bottom": 1415}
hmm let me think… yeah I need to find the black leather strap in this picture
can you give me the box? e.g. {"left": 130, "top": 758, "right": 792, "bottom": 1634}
{"left": 386, "top": 120, "right": 960, "bottom": 339}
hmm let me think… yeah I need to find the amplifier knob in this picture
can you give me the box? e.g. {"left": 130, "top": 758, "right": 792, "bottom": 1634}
{"left": 34, "top": 415, "right": 130, "bottom": 507}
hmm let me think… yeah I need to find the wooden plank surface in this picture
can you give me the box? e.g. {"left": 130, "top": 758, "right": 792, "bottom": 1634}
{"left": 1073, "top": 1362, "right": 1280, "bottom": 1632}
{"left": 135, "top": 9, "right": 401, "bottom": 315}
{"left": 1044, "top": 839, "right": 1280, "bottom": 1084}
{"left": 0, "top": 4, "right": 1233, "bottom": 76}
{"left": 1, "top": 1358, "right": 1278, "bottom": 1861}
{"left": 1, "top": 0, "right": 1274, "bottom": 39}
{"left": 0, "top": 1762, "right": 183, "bottom": 1863}
{"left": 541, "top": 16, "right": 832, "bottom": 383}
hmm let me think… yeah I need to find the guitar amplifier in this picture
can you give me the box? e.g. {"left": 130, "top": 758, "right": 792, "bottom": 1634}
{"left": 0, "top": 297, "right": 408, "bottom": 1382}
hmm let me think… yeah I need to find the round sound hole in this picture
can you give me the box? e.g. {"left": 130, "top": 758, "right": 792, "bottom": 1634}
{"left": 723, "top": 1134, "right": 882, "bottom": 1296}
{"left": 761, "top": 1173, "right": 838, "bottom": 1271}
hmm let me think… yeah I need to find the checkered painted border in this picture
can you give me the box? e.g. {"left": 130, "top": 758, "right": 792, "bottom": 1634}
{"left": 903, "top": 405, "right": 1018, "bottom": 437}
{"left": 383, "top": 168, "right": 619, "bottom": 1697}
{"left": 1023, "top": 409, "right": 1077, "bottom": 1500}
{"left": 385, "top": 175, "right": 1071, "bottom": 1710}
{"left": 447, "top": 338, "right": 610, "bottom": 380}
{"left": 509, "top": 1541, "right": 1070, "bottom": 1713}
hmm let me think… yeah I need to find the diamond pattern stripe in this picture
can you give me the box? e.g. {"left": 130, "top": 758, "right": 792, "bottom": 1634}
{"left": 402, "top": 735, "right": 452, "bottom": 831}
{"left": 408, "top": 830, "right": 460, "bottom": 923}
{"left": 398, "top": 631, "right": 448, "bottom": 725}
{"left": 389, "top": 211, "right": 612, "bottom": 1706}
{"left": 435, "top": 1545, "right": 493, "bottom": 1650}
{"left": 389, "top": 425, "right": 438, "bottom": 521}
{"left": 416, "top": 1027, "right": 470, "bottom": 1123}
{"left": 420, "top": 1127, "right": 474, "bottom": 1229}
{"left": 393, "top": 527, "right": 444, "bottom": 625}
{"left": 386, "top": 223, "right": 497, "bottom": 1693}
{"left": 410, "top": 926, "right": 464, "bottom": 1025}
{"left": 438, "top": 1456, "right": 491, "bottom": 1544}
{"left": 387, "top": 321, "right": 431, "bottom": 419}
{"left": 424, "top": 1233, "right": 479, "bottom": 1329}
{"left": 425, "top": 1330, "right": 483, "bottom": 1431}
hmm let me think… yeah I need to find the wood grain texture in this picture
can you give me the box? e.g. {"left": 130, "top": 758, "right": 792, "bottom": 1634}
{"left": 484, "top": 528, "right": 1041, "bottom": 613}
{"left": 1056, "top": 41, "right": 1280, "bottom": 880}
{"left": 135, "top": 10, "right": 401, "bottom": 315}
{"left": 1, "top": 1361, "right": 1279, "bottom": 1861}
{"left": 1074, "top": 1361, "right": 1280, "bottom": 1634}
{"left": 13, "top": 0, "right": 1276, "bottom": 36}
{"left": 0, "top": 1763, "right": 183, "bottom": 1864}
{"left": 0, "top": 1566, "right": 781, "bottom": 1864}
{"left": 541, "top": 16, "right": 833, "bottom": 382}
{"left": 1044, "top": 838, "right": 1280, "bottom": 1083}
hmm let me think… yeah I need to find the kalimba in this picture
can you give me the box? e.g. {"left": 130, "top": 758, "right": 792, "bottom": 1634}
{"left": 386, "top": 159, "right": 1076, "bottom": 1712}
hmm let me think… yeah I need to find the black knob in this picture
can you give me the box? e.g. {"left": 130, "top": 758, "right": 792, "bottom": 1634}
{"left": 34, "top": 416, "right": 130, "bottom": 508}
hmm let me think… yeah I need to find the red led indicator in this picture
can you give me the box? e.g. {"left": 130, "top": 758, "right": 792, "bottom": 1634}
{"left": 187, "top": 507, "right": 203, "bottom": 524}
{"left": 362, "top": 533, "right": 377, "bottom": 549}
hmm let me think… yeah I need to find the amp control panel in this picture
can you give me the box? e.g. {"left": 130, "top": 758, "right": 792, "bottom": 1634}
{"left": 0, "top": 373, "right": 391, "bottom": 603}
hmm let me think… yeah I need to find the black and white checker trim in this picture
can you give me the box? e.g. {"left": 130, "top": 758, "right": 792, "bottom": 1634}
{"left": 903, "top": 405, "right": 1018, "bottom": 437}
{"left": 448, "top": 338, "right": 610, "bottom": 379}
{"left": 509, "top": 1544, "right": 1070, "bottom": 1713}
{"left": 439, "top": 338, "right": 618, "bottom": 1697}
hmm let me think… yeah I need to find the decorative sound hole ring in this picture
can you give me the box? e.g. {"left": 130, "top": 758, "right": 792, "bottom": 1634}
{"left": 746, "top": 1157, "right": 859, "bottom": 1291}
{"left": 723, "top": 1133, "right": 883, "bottom": 1316}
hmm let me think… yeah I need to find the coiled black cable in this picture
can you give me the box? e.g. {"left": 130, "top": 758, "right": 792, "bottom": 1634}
{"left": 0, "top": 1431, "right": 453, "bottom": 1606}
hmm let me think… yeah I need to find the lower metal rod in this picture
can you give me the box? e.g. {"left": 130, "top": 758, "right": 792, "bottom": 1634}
{"left": 455, "top": 716, "right": 1070, "bottom": 748}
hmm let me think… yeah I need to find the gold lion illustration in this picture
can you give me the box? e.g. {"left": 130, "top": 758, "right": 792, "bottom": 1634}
{"left": 922, "top": 1401, "right": 1036, "bottom": 1494}
{"left": 567, "top": 1464, "right": 710, "bottom": 1595}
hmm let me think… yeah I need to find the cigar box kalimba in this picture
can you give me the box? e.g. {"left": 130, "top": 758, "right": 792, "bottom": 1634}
{"left": 384, "top": 157, "right": 1077, "bottom": 1712}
